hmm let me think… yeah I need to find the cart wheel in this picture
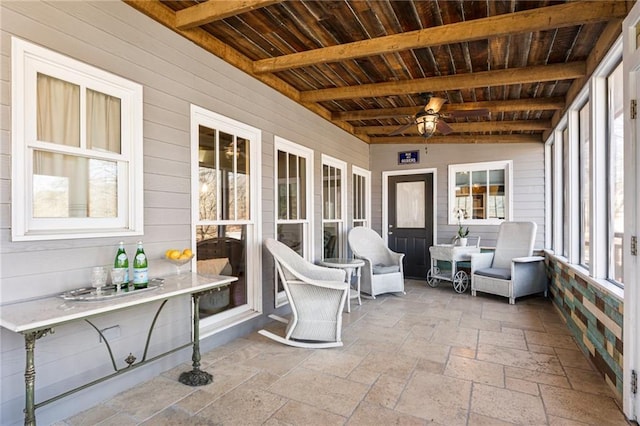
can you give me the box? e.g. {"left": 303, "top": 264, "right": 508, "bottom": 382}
{"left": 453, "top": 270, "right": 469, "bottom": 293}
{"left": 426, "top": 267, "right": 440, "bottom": 287}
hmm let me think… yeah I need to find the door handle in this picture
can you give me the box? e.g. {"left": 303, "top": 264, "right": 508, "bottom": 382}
{"left": 388, "top": 232, "right": 393, "bottom": 235}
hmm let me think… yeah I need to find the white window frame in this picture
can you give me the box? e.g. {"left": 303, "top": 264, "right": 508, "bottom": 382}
{"left": 447, "top": 160, "right": 513, "bottom": 225}
{"left": 321, "top": 154, "right": 347, "bottom": 259}
{"left": 11, "top": 37, "right": 143, "bottom": 241}
{"left": 190, "top": 105, "right": 262, "bottom": 334}
{"left": 274, "top": 137, "right": 313, "bottom": 307}
{"left": 352, "top": 165, "right": 371, "bottom": 229}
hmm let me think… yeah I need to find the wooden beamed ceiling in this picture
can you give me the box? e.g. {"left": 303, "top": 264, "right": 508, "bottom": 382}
{"left": 126, "top": 0, "right": 633, "bottom": 145}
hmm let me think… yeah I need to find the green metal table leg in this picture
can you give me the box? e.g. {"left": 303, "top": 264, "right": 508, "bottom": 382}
{"left": 178, "top": 292, "right": 212, "bottom": 386}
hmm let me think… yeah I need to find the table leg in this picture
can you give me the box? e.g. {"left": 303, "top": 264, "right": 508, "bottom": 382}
{"left": 345, "top": 267, "right": 353, "bottom": 313}
{"left": 179, "top": 293, "right": 213, "bottom": 386}
{"left": 355, "top": 265, "right": 362, "bottom": 306}
{"left": 23, "top": 328, "right": 52, "bottom": 426}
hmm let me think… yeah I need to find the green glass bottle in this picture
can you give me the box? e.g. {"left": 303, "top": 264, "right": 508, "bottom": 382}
{"left": 132, "top": 241, "right": 148, "bottom": 289}
{"left": 114, "top": 242, "right": 129, "bottom": 289}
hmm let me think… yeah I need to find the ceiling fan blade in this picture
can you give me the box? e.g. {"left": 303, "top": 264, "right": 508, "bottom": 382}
{"left": 388, "top": 122, "right": 415, "bottom": 136}
{"left": 424, "top": 96, "right": 447, "bottom": 113}
{"left": 436, "top": 120, "right": 454, "bottom": 135}
{"left": 447, "top": 108, "right": 490, "bottom": 118}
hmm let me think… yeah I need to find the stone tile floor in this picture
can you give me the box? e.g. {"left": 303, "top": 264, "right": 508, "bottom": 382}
{"left": 59, "top": 279, "right": 630, "bottom": 425}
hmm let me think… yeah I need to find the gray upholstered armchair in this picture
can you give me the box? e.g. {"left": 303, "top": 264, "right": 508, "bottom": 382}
{"left": 348, "top": 227, "right": 405, "bottom": 298}
{"left": 470, "top": 221, "right": 547, "bottom": 304}
{"left": 260, "top": 238, "right": 349, "bottom": 348}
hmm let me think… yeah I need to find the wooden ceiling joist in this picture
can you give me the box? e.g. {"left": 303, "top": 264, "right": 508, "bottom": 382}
{"left": 301, "top": 63, "right": 586, "bottom": 103}
{"left": 175, "top": 0, "right": 284, "bottom": 30}
{"left": 333, "top": 98, "right": 565, "bottom": 121}
{"left": 369, "top": 134, "right": 543, "bottom": 144}
{"left": 253, "top": 2, "right": 628, "bottom": 74}
{"left": 354, "top": 120, "right": 552, "bottom": 135}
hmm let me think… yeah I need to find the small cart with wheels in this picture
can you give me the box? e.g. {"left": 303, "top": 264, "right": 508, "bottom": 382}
{"left": 427, "top": 242, "right": 480, "bottom": 293}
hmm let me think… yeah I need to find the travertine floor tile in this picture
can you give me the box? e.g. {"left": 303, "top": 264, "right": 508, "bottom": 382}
{"left": 395, "top": 370, "right": 471, "bottom": 425}
{"left": 196, "top": 385, "right": 287, "bottom": 425}
{"left": 364, "top": 373, "right": 407, "bottom": 409}
{"left": 478, "top": 343, "right": 565, "bottom": 375}
{"left": 525, "top": 330, "right": 579, "bottom": 350}
{"left": 64, "top": 404, "right": 119, "bottom": 426}
{"left": 431, "top": 322, "right": 478, "bottom": 349}
{"left": 348, "top": 401, "right": 425, "bottom": 426}
{"left": 269, "top": 400, "right": 345, "bottom": 425}
{"left": 468, "top": 412, "right": 516, "bottom": 426}
{"left": 300, "top": 348, "right": 364, "bottom": 378}
{"left": 479, "top": 329, "right": 528, "bottom": 350}
{"left": 268, "top": 367, "right": 369, "bottom": 417}
{"left": 444, "top": 355, "right": 504, "bottom": 387}
{"left": 540, "top": 384, "right": 627, "bottom": 425}
{"left": 471, "top": 383, "right": 547, "bottom": 424}
{"left": 555, "top": 347, "right": 594, "bottom": 370}
{"left": 564, "top": 366, "right": 617, "bottom": 396}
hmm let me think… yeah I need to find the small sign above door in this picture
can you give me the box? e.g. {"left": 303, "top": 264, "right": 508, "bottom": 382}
{"left": 398, "top": 150, "right": 419, "bottom": 165}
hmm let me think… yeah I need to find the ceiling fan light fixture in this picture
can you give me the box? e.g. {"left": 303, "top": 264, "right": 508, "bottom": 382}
{"left": 415, "top": 111, "right": 438, "bottom": 139}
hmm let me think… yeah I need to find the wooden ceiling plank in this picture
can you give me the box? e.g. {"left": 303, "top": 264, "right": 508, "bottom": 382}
{"left": 303, "top": 62, "right": 585, "bottom": 103}
{"left": 175, "top": 0, "right": 284, "bottom": 30}
{"left": 333, "top": 97, "right": 565, "bottom": 120}
{"left": 253, "top": 2, "right": 627, "bottom": 73}
{"left": 369, "top": 134, "right": 542, "bottom": 144}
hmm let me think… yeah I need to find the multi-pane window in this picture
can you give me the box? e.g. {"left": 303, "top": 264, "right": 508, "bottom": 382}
{"left": 352, "top": 166, "right": 371, "bottom": 228}
{"left": 579, "top": 101, "right": 591, "bottom": 267}
{"left": 192, "top": 106, "right": 258, "bottom": 323}
{"left": 607, "top": 63, "right": 624, "bottom": 284}
{"left": 275, "top": 138, "right": 312, "bottom": 307}
{"left": 322, "top": 155, "right": 346, "bottom": 259}
{"left": 562, "top": 127, "right": 570, "bottom": 258}
{"left": 448, "top": 161, "right": 511, "bottom": 225}
{"left": 11, "top": 37, "right": 143, "bottom": 240}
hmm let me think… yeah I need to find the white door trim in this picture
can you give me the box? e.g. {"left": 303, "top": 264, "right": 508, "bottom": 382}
{"left": 382, "top": 168, "right": 438, "bottom": 245}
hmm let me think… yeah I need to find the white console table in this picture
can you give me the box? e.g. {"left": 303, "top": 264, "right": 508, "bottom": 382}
{"left": 0, "top": 273, "right": 237, "bottom": 425}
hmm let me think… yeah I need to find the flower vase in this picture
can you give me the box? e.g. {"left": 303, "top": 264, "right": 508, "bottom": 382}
{"left": 458, "top": 237, "right": 468, "bottom": 247}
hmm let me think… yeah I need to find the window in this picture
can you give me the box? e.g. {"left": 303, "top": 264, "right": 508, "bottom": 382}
{"left": 607, "top": 63, "right": 624, "bottom": 284}
{"left": 11, "top": 37, "right": 143, "bottom": 240}
{"left": 352, "top": 166, "right": 371, "bottom": 229}
{"left": 448, "top": 161, "right": 512, "bottom": 225}
{"left": 275, "top": 137, "right": 313, "bottom": 307}
{"left": 322, "top": 155, "right": 346, "bottom": 259}
{"left": 579, "top": 101, "right": 591, "bottom": 267}
{"left": 191, "top": 105, "right": 260, "bottom": 327}
{"left": 562, "top": 127, "right": 571, "bottom": 258}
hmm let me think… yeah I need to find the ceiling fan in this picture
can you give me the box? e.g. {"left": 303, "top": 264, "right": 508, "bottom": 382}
{"left": 389, "top": 93, "right": 489, "bottom": 138}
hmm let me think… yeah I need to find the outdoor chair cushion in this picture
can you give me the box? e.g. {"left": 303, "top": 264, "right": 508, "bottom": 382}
{"left": 372, "top": 264, "right": 401, "bottom": 274}
{"left": 474, "top": 267, "right": 511, "bottom": 280}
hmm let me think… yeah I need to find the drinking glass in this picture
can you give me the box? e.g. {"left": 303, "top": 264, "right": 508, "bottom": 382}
{"left": 91, "top": 266, "right": 108, "bottom": 294}
{"left": 110, "top": 268, "right": 126, "bottom": 292}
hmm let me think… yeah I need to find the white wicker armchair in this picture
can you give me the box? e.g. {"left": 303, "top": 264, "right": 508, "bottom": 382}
{"left": 348, "top": 227, "right": 405, "bottom": 298}
{"left": 260, "top": 238, "right": 349, "bottom": 348}
{"left": 471, "top": 221, "right": 548, "bottom": 304}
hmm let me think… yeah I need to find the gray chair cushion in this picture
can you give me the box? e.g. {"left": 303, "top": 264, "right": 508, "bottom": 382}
{"left": 372, "top": 264, "right": 400, "bottom": 274}
{"left": 475, "top": 267, "right": 511, "bottom": 280}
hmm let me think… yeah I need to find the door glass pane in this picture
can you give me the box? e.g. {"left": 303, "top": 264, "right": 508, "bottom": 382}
{"left": 299, "top": 156, "right": 306, "bottom": 220}
{"left": 471, "top": 170, "right": 486, "bottom": 219}
{"left": 196, "top": 224, "right": 246, "bottom": 319}
{"left": 488, "top": 169, "right": 505, "bottom": 219}
{"left": 277, "top": 150, "right": 287, "bottom": 220}
{"left": 33, "top": 151, "right": 117, "bottom": 218}
{"left": 288, "top": 153, "right": 298, "bottom": 220}
{"left": 198, "top": 126, "right": 217, "bottom": 221}
{"left": 323, "top": 223, "right": 338, "bottom": 258}
{"left": 236, "top": 137, "right": 250, "bottom": 220}
{"left": 396, "top": 181, "right": 425, "bottom": 228}
{"left": 37, "top": 73, "right": 80, "bottom": 147}
{"left": 87, "top": 88, "right": 121, "bottom": 154}
{"left": 455, "top": 172, "right": 471, "bottom": 218}
{"left": 219, "top": 132, "right": 234, "bottom": 221}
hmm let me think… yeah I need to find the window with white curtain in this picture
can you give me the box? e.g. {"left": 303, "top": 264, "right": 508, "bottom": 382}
{"left": 11, "top": 37, "right": 143, "bottom": 240}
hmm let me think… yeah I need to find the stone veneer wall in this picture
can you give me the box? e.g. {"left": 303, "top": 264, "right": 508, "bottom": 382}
{"left": 547, "top": 256, "right": 624, "bottom": 399}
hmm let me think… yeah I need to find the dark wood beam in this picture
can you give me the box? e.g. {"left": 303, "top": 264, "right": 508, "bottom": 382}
{"left": 301, "top": 63, "right": 586, "bottom": 103}
{"left": 354, "top": 120, "right": 552, "bottom": 135}
{"left": 369, "top": 134, "right": 543, "bottom": 144}
{"left": 333, "top": 98, "right": 565, "bottom": 121}
{"left": 253, "top": 2, "right": 628, "bottom": 74}
{"left": 175, "top": 0, "right": 283, "bottom": 30}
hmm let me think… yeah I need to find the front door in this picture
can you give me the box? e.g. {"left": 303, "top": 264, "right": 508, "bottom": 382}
{"left": 387, "top": 173, "right": 434, "bottom": 279}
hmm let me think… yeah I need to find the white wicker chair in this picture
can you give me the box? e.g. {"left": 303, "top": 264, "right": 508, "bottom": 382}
{"left": 347, "top": 227, "right": 405, "bottom": 298}
{"left": 470, "top": 221, "right": 548, "bottom": 304}
{"left": 260, "top": 238, "right": 349, "bottom": 348}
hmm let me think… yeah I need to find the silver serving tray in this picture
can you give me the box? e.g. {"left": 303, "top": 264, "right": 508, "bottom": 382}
{"left": 59, "top": 279, "right": 164, "bottom": 302}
